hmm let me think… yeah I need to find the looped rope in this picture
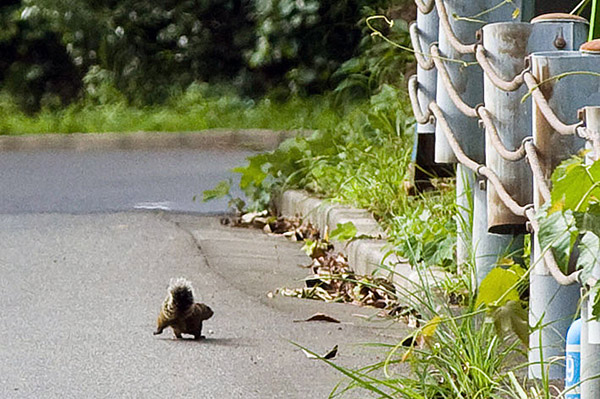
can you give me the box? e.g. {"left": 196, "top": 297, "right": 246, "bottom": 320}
{"left": 523, "top": 203, "right": 535, "bottom": 214}
{"left": 415, "top": 0, "right": 435, "bottom": 15}
{"left": 409, "top": 22, "right": 435, "bottom": 71}
{"left": 477, "top": 106, "right": 527, "bottom": 161}
{"left": 523, "top": 72, "right": 582, "bottom": 136}
{"left": 408, "top": 75, "right": 433, "bottom": 124}
{"left": 476, "top": 164, "right": 486, "bottom": 176}
{"left": 434, "top": 0, "right": 476, "bottom": 54}
{"left": 521, "top": 136, "right": 533, "bottom": 146}
{"left": 475, "top": 44, "right": 525, "bottom": 92}
{"left": 431, "top": 44, "right": 479, "bottom": 118}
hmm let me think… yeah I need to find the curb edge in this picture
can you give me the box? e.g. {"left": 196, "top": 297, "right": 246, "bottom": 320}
{"left": 0, "top": 129, "right": 311, "bottom": 152}
{"left": 276, "top": 189, "right": 416, "bottom": 288}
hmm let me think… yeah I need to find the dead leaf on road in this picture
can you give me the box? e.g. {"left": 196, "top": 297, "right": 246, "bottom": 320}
{"left": 302, "top": 345, "right": 338, "bottom": 360}
{"left": 323, "top": 345, "right": 338, "bottom": 359}
{"left": 294, "top": 313, "right": 341, "bottom": 323}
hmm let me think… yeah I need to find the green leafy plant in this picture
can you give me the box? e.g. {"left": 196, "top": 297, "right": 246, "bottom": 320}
{"left": 332, "top": 2, "right": 415, "bottom": 102}
{"left": 200, "top": 179, "right": 245, "bottom": 213}
{"left": 537, "top": 156, "right": 600, "bottom": 317}
{"left": 329, "top": 222, "right": 358, "bottom": 242}
{"left": 476, "top": 264, "right": 529, "bottom": 345}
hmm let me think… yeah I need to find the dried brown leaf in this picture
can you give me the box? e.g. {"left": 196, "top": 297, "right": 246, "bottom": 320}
{"left": 295, "top": 313, "right": 341, "bottom": 323}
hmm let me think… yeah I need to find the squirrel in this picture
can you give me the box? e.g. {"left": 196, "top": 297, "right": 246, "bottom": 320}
{"left": 153, "top": 277, "right": 213, "bottom": 340}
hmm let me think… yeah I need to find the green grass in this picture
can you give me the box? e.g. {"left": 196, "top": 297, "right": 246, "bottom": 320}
{"left": 322, "top": 262, "right": 563, "bottom": 399}
{"left": 0, "top": 87, "right": 346, "bottom": 135}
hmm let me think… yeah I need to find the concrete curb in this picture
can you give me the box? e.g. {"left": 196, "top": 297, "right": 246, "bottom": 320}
{"left": 277, "top": 189, "right": 419, "bottom": 288}
{"left": 0, "top": 129, "right": 307, "bottom": 152}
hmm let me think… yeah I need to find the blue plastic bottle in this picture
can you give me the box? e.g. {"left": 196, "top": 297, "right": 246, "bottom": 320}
{"left": 566, "top": 318, "right": 582, "bottom": 399}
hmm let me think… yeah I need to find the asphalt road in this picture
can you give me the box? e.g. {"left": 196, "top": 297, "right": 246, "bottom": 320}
{"left": 0, "top": 148, "right": 252, "bottom": 214}
{"left": 0, "top": 147, "right": 407, "bottom": 398}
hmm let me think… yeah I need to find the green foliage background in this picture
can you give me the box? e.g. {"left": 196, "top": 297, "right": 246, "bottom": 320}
{"left": 0, "top": 0, "right": 414, "bottom": 112}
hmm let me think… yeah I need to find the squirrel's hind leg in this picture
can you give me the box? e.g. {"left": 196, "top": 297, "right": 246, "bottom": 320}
{"left": 193, "top": 321, "right": 205, "bottom": 340}
{"left": 153, "top": 325, "right": 165, "bottom": 335}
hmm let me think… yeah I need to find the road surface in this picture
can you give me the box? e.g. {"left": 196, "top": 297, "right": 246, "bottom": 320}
{"left": 0, "top": 147, "right": 406, "bottom": 398}
{"left": 0, "top": 148, "right": 251, "bottom": 214}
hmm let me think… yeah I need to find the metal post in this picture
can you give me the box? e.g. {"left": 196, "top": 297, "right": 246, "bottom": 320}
{"left": 482, "top": 15, "right": 587, "bottom": 234}
{"left": 433, "top": 0, "right": 531, "bottom": 271}
{"left": 477, "top": 16, "right": 588, "bottom": 284}
{"left": 472, "top": 177, "right": 524, "bottom": 284}
{"left": 413, "top": 6, "right": 450, "bottom": 192}
{"left": 482, "top": 22, "right": 533, "bottom": 235}
{"left": 529, "top": 50, "right": 600, "bottom": 380}
{"left": 582, "top": 290, "right": 600, "bottom": 398}
{"left": 415, "top": 8, "right": 438, "bottom": 136}
{"left": 581, "top": 105, "right": 600, "bottom": 398}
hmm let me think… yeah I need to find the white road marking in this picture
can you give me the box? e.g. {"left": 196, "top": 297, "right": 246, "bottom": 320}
{"left": 133, "top": 201, "right": 174, "bottom": 211}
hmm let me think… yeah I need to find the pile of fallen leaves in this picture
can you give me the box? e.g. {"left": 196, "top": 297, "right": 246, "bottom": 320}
{"left": 277, "top": 250, "right": 398, "bottom": 310}
{"left": 230, "top": 211, "right": 416, "bottom": 319}
{"left": 222, "top": 211, "right": 320, "bottom": 241}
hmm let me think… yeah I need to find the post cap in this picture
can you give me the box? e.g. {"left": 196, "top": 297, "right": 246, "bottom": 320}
{"left": 580, "top": 39, "right": 600, "bottom": 54}
{"left": 531, "top": 13, "right": 589, "bottom": 24}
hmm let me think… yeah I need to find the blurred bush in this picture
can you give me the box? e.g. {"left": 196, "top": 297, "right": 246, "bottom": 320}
{"left": 0, "top": 0, "right": 414, "bottom": 111}
{"left": 0, "top": 1, "right": 81, "bottom": 113}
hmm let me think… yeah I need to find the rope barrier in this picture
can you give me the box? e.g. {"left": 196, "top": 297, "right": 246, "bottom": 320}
{"left": 430, "top": 45, "right": 479, "bottom": 118}
{"left": 409, "top": 23, "right": 435, "bottom": 71}
{"left": 525, "top": 207, "right": 581, "bottom": 285}
{"left": 523, "top": 72, "right": 583, "bottom": 136}
{"left": 477, "top": 107, "right": 527, "bottom": 161}
{"left": 413, "top": 0, "right": 597, "bottom": 287}
{"left": 429, "top": 102, "right": 479, "bottom": 169}
{"left": 432, "top": 100, "right": 579, "bottom": 285}
{"left": 434, "top": 0, "right": 477, "bottom": 55}
{"left": 479, "top": 166, "right": 527, "bottom": 216}
{"left": 523, "top": 140, "right": 552, "bottom": 203}
{"left": 578, "top": 126, "right": 600, "bottom": 161}
{"left": 577, "top": 126, "right": 600, "bottom": 141}
{"left": 475, "top": 45, "right": 526, "bottom": 92}
{"left": 408, "top": 75, "right": 433, "bottom": 124}
{"left": 415, "top": 0, "right": 435, "bottom": 15}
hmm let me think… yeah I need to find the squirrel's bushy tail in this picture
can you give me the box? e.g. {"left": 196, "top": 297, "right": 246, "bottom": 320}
{"left": 167, "top": 277, "right": 195, "bottom": 312}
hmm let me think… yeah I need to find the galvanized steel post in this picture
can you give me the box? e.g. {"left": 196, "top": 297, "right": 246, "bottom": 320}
{"left": 481, "top": 21, "right": 533, "bottom": 236}
{"left": 529, "top": 50, "right": 600, "bottom": 380}
{"left": 456, "top": 164, "right": 474, "bottom": 273}
{"left": 472, "top": 177, "right": 523, "bottom": 284}
{"left": 477, "top": 15, "right": 588, "bottom": 283}
{"left": 412, "top": 5, "right": 446, "bottom": 193}
{"left": 483, "top": 16, "right": 587, "bottom": 234}
{"left": 414, "top": 8, "right": 438, "bottom": 135}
